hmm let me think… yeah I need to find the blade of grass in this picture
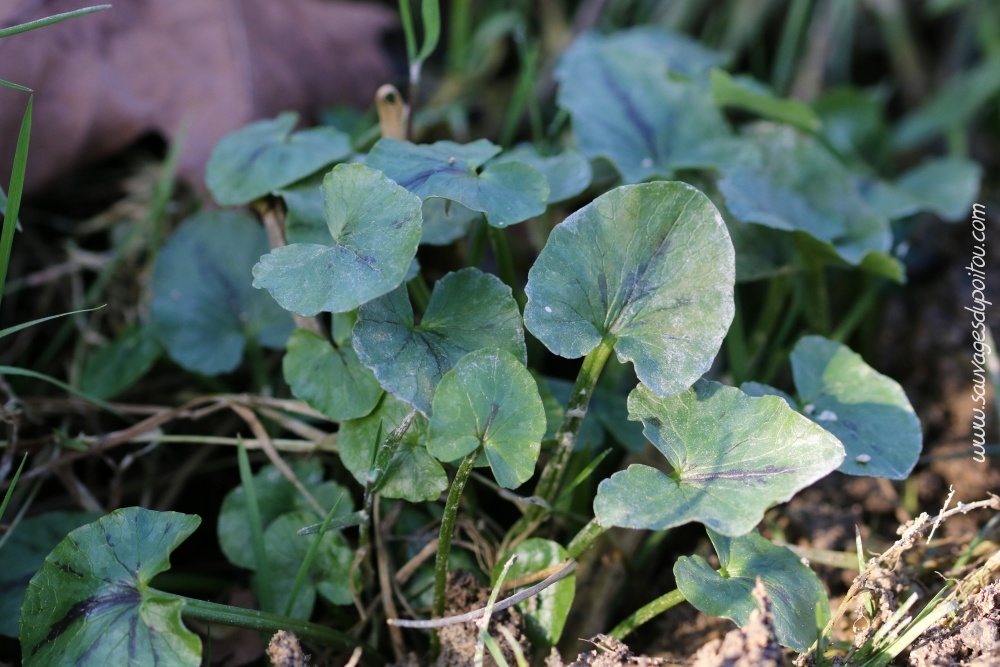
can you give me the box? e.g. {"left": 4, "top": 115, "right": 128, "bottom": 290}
{"left": 284, "top": 493, "right": 345, "bottom": 616}
{"left": 475, "top": 555, "right": 518, "bottom": 667}
{"left": 482, "top": 634, "right": 510, "bottom": 667}
{"left": 0, "top": 474, "right": 41, "bottom": 552}
{"left": 0, "top": 97, "right": 32, "bottom": 311}
{"left": 772, "top": 0, "right": 813, "bottom": 94}
{"left": 0, "top": 80, "right": 31, "bottom": 92}
{"left": 555, "top": 448, "right": 610, "bottom": 505}
{"left": 496, "top": 626, "right": 528, "bottom": 667}
{"left": 237, "top": 435, "right": 274, "bottom": 614}
{"left": 0, "top": 5, "right": 111, "bottom": 38}
{"left": 0, "top": 453, "right": 27, "bottom": 521}
{"left": 0, "top": 305, "right": 103, "bottom": 339}
{"left": 0, "top": 366, "right": 124, "bottom": 416}
{"left": 296, "top": 510, "right": 367, "bottom": 535}
{"left": 415, "top": 0, "right": 441, "bottom": 61}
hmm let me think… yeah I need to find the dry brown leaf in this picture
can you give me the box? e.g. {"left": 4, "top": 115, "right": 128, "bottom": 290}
{"left": 0, "top": 0, "right": 396, "bottom": 193}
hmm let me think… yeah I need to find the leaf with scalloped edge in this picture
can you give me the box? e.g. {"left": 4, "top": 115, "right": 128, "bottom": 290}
{"left": 366, "top": 138, "right": 548, "bottom": 227}
{"left": 19, "top": 508, "right": 202, "bottom": 667}
{"left": 524, "top": 181, "right": 734, "bottom": 399}
{"left": 674, "top": 529, "right": 829, "bottom": 651}
{"left": 594, "top": 380, "right": 845, "bottom": 536}
{"left": 252, "top": 163, "right": 422, "bottom": 316}
{"left": 337, "top": 393, "right": 448, "bottom": 503}
{"left": 791, "top": 336, "right": 921, "bottom": 479}
{"left": 492, "top": 145, "right": 592, "bottom": 204}
{"left": 555, "top": 32, "right": 747, "bottom": 184}
{"left": 428, "top": 348, "right": 546, "bottom": 489}
{"left": 207, "top": 111, "right": 351, "bottom": 206}
{"left": 282, "top": 329, "right": 382, "bottom": 421}
{"left": 861, "top": 157, "right": 982, "bottom": 223}
{"left": 354, "top": 268, "right": 526, "bottom": 416}
{"left": 151, "top": 210, "right": 295, "bottom": 375}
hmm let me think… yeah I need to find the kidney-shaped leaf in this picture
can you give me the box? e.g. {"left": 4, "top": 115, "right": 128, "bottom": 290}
{"left": 428, "top": 348, "right": 546, "bottom": 489}
{"left": 366, "top": 138, "right": 549, "bottom": 227}
{"left": 79, "top": 325, "right": 162, "bottom": 400}
{"left": 283, "top": 329, "right": 382, "bottom": 421}
{"left": 555, "top": 33, "right": 745, "bottom": 184}
{"left": 217, "top": 460, "right": 354, "bottom": 571}
{"left": 337, "top": 393, "right": 448, "bottom": 502}
{"left": 524, "top": 182, "right": 734, "bottom": 399}
{"left": 862, "top": 157, "right": 982, "bottom": 223}
{"left": 253, "top": 163, "right": 422, "bottom": 316}
{"left": 493, "top": 145, "right": 592, "bottom": 204}
{"left": 206, "top": 111, "right": 351, "bottom": 206}
{"left": 19, "top": 508, "right": 202, "bottom": 667}
{"left": 492, "top": 539, "right": 575, "bottom": 647}
{"left": 791, "top": 336, "right": 921, "bottom": 479}
{"left": 594, "top": 381, "right": 845, "bottom": 536}
{"left": 151, "top": 210, "right": 295, "bottom": 375}
{"left": 355, "top": 268, "right": 527, "bottom": 415}
{"left": 420, "top": 198, "right": 482, "bottom": 246}
{"left": 674, "top": 529, "right": 829, "bottom": 652}
{"left": 718, "top": 123, "right": 896, "bottom": 275}
{"left": 0, "top": 512, "right": 101, "bottom": 638}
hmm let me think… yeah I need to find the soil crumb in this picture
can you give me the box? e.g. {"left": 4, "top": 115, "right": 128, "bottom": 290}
{"left": 267, "top": 630, "right": 310, "bottom": 667}
{"left": 432, "top": 571, "right": 530, "bottom": 667}
{"left": 689, "top": 580, "right": 784, "bottom": 667}
{"left": 544, "top": 634, "right": 676, "bottom": 667}
{"left": 908, "top": 582, "right": 1000, "bottom": 667}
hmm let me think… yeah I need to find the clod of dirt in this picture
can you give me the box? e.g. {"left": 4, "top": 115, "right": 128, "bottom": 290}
{"left": 689, "top": 580, "right": 785, "bottom": 667}
{"left": 432, "top": 571, "right": 530, "bottom": 667}
{"left": 543, "top": 634, "right": 676, "bottom": 667}
{"left": 909, "top": 582, "right": 1000, "bottom": 667}
{"left": 267, "top": 630, "right": 311, "bottom": 667}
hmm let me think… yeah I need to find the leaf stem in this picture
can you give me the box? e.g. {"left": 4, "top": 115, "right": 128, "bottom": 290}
{"left": 407, "top": 275, "right": 432, "bottom": 314}
{"left": 803, "top": 264, "right": 830, "bottom": 335}
{"left": 502, "top": 339, "right": 615, "bottom": 550}
{"left": 178, "top": 595, "right": 371, "bottom": 654}
{"left": 607, "top": 589, "right": 686, "bottom": 640}
{"left": 487, "top": 226, "right": 525, "bottom": 309}
{"left": 431, "top": 447, "right": 481, "bottom": 653}
{"left": 566, "top": 518, "right": 606, "bottom": 560}
{"left": 831, "top": 278, "right": 885, "bottom": 343}
{"left": 467, "top": 218, "right": 488, "bottom": 268}
{"left": 772, "top": 0, "right": 813, "bottom": 95}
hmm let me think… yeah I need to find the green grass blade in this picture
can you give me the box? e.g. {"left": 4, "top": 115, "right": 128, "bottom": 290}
{"left": 295, "top": 510, "right": 367, "bottom": 535}
{"left": 0, "top": 79, "right": 31, "bottom": 92}
{"left": 0, "top": 5, "right": 111, "bottom": 38}
{"left": 482, "top": 633, "right": 510, "bottom": 667}
{"left": 284, "top": 493, "right": 345, "bottom": 616}
{"left": 556, "top": 448, "right": 611, "bottom": 505}
{"left": 415, "top": 0, "right": 441, "bottom": 62}
{"left": 0, "top": 305, "right": 103, "bottom": 339}
{"left": 398, "top": 0, "right": 417, "bottom": 62}
{"left": 0, "top": 97, "right": 32, "bottom": 312}
{"left": 0, "top": 365, "right": 123, "bottom": 416}
{"left": 0, "top": 453, "right": 27, "bottom": 523}
{"left": 237, "top": 435, "right": 274, "bottom": 614}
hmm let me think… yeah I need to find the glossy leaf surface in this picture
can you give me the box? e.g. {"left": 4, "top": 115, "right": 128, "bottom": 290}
{"left": 493, "top": 145, "right": 592, "bottom": 204}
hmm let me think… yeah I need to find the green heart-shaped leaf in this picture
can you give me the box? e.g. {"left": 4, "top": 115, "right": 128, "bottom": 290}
{"left": 151, "top": 210, "right": 295, "bottom": 375}
{"left": 555, "top": 32, "right": 745, "bottom": 184}
{"left": 366, "top": 138, "right": 549, "bottom": 227}
{"left": 597, "top": 26, "right": 725, "bottom": 80}
{"left": 420, "top": 198, "right": 482, "bottom": 246}
{"left": 337, "top": 393, "right": 448, "bottom": 502}
{"left": 594, "top": 380, "right": 845, "bottom": 536}
{"left": 264, "top": 511, "right": 356, "bottom": 619}
{"left": 79, "top": 325, "right": 162, "bottom": 400}
{"left": 493, "top": 145, "right": 592, "bottom": 204}
{"left": 283, "top": 329, "right": 382, "bottom": 421}
{"left": 718, "top": 123, "right": 897, "bottom": 276}
{"left": 206, "top": 112, "right": 351, "bottom": 206}
{"left": 428, "top": 348, "right": 546, "bottom": 489}
{"left": 862, "top": 157, "right": 982, "bottom": 223}
{"left": 354, "top": 268, "right": 527, "bottom": 416}
{"left": 217, "top": 460, "right": 354, "bottom": 570}
{"left": 674, "top": 529, "right": 829, "bottom": 652}
{"left": 0, "top": 511, "right": 101, "bottom": 638}
{"left": 524, "top": 182, "right": 735, "bottom": 399}
{"left": 492, "top": 539, "right": 575, "bottom": 647}
{"left": 791, "top": 336, "right": 921, "bottom": 479}
{"left": 253, "top": 163, "right": 422, "bottom": 316}
{"left": 19, "top": 508, "right": 202, "bottom": 667}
